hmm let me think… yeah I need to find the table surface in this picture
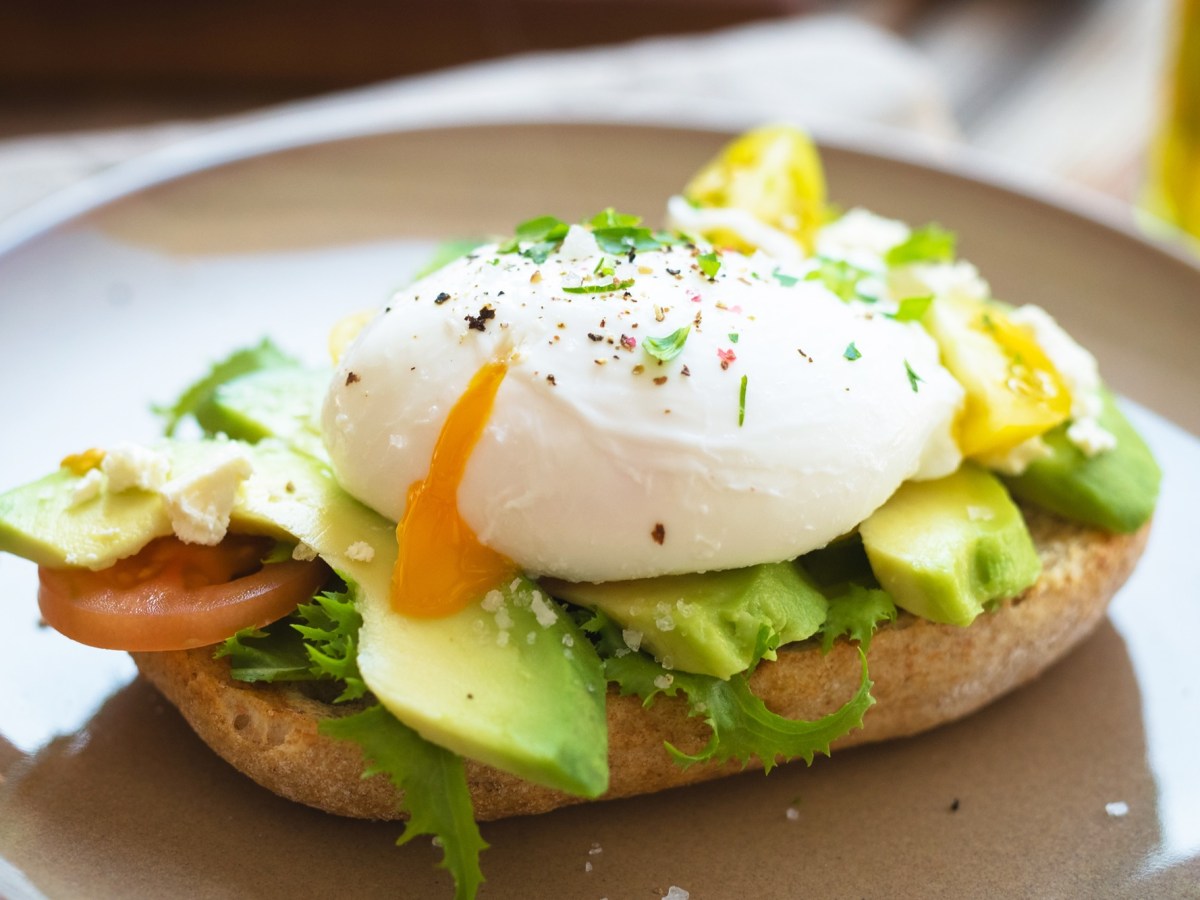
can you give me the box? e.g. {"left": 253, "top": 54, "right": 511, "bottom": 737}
{"left": 0, "top": 0, "right": 1177, "bottom": 223}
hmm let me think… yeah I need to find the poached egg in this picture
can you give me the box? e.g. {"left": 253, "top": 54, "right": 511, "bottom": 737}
{"left": 323, "top": 225, "right": 964, "bottom": 585}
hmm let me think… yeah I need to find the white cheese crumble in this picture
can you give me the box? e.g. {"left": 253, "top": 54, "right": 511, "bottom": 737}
{"left": 481, "top": 590, "right": 504, "bottom": 612}
{"left": 977, "top": 435, "right": 1053, "bottom": 477}
{"left": 557, "top": 224, "right": 600, "bottom": 261}
{"left": 160, "top": 447, "right": 253, "bottom": 545}
{"left": 345, "top": 540, "right": 375, "bottom": 563}
{"left": 69, "top": 468, "right": 105, "bottom": 507}
{"left": 529, "top": 591, "right": 557, "bottom": 627}
{"left": 102, "top": 442, "right": 170, "bottom": 493}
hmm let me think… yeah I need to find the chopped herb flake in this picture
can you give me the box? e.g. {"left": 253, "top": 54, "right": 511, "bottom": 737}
{"left": 905, "top": 359, "right": 923, "bottom": 392}
{"left": 728, "top": 332, "right": 740, "bottom": 344}
{"left": 643, "top": 326, "right": 690, "bottom": 362}
{"left": 804, "top": 257, "right": 872, "bottom": 302}
{"left": 515, "top": 215, "right": 570, "bottom": 243}
{"left": 843, "top": 342, "right": 861, "bottom": 361}
{"left": 888, "top": 295, "right": 933, "bottom": 322}
{"left": 562, "top": 278, "right": 635, "bottom": 295}
{"left": 885, "top": 224, "right": 957, "bottom": 266}
{"left": 772, "top": 266, "right": 799, "bottom": 287}
{"left": 738, "top": 375, "right": 748, "bottom": 426}
{"left": 698, "top": 251, "right": 722, "bottom": 279}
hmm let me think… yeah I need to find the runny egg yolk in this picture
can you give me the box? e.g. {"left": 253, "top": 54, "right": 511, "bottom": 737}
{"left": 390, "top": 360, "right": 516, "bottom": 617}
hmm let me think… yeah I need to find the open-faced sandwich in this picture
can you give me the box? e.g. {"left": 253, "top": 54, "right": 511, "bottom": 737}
{"left": 0, "top": 126, "right": 1160, "bottom": 899}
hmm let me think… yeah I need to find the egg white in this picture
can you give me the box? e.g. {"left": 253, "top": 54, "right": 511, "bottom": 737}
{"left": 323, "top": 233, "right": 963, "bottom": 582}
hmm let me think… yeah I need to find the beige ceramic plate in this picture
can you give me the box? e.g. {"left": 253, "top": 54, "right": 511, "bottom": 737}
{"left": 0, "top": 124, "right": 1198, "bottom": 899}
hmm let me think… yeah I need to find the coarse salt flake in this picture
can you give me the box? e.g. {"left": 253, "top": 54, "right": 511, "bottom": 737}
{"left": 1106, "top": 801, "right": 1129, "bottom": 818}
{"left": 292, "top": 542, "right": 319, "bottom": 561}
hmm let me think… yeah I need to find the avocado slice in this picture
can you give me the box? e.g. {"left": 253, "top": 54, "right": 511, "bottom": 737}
{"left": 546, "top": 561, "right": 828, "bottom": 680}
{"left": 1002, "top": 389, "right": 1160, "bottom": 533}
{"left": 0, "top": 440, "right": 609, "bottom": 798}
{"left": 195, "top": 365, "right": 331, "bottom": 463}
{"left": 858, "top": 464, "right": 1041, "bottom": 626}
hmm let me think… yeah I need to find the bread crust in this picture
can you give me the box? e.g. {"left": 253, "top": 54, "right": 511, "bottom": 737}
{"left": 132, "top": 509, "right": 1150, "bottom": 822}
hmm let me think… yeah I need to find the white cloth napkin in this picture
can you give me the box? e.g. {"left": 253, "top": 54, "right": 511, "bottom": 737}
{"left": 0, "top": 15, "right": 953, "bottom": 222}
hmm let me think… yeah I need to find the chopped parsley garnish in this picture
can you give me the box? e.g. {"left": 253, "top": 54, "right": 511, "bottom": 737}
{"left": 772, "top": 266, "right": 800, "bottom": 287}
{"left": 589, "top": 208, "right": 642, "bottom": 229}
{"left": 728, "top": 332, "right": 740, "bottom": 344}
{"left": 514, "top": 215, "right": 570, "bottom": 243}
{"left": 905, "top": 359, "right": 923, "bottom": 392}
{"left": 698, "top": 251, "right": 722, "bottom": 279}
{"left": 885, "top": 224, "right": 956, "bottom": 266}
{"left": 593, "top": 256, "right": 614, "bottom": 277}
{"left": 562, "top": 278, "right": 635, "bottom": 295}
{"left": 738, "top": 375, "right": 748, "bottom": 426}
{"left": 843, "top": 342, "right": 862, "bottom": 361}
{"left": 804, "top": 257, "right": 873, "bottom": 302}
{"left": 887, "top": 295, "right": 933, "bottom": 322}
{"left": 643, "top": 325, "right": 691, "bottom": 362}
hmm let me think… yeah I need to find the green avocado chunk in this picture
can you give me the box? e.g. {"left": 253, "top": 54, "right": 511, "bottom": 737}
{"left": 194, "top": 366, "right": 331, "bottom": 463}
{"left": 858, "top": 463, "right": 1041, "bottom": 627}
{"left": 0, "top": 440, "right": 609, "bottom": 798}
{"left": 1002, "top": 389, "right": 1160, "bottom": 533}
{"left": 546, "top": 561, "right": 828, "bottom": 680}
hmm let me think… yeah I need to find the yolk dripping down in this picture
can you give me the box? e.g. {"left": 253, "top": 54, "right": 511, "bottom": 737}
{"left": 390, "top": 360, "right": 517, "bottom": 617}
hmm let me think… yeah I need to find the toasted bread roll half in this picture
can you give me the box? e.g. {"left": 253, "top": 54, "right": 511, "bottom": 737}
{"left": 132, "top": 508, "right": 1149, "bottom": 822}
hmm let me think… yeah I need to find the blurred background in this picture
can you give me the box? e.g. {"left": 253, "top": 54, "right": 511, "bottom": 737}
{"left": 0, "top": 0, "right": 1189, "bottom": 229}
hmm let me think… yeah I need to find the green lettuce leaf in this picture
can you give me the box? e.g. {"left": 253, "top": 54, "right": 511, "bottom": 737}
{"left": 817, "top": 585, "right": 897, "bottom": 653}
{"left": 157, "top": 339, "right": 297, "bottom": 436}
{"left": 321, "top": 705, "right": 488, "bottom": 900}
{"left": 605, "top": 647, "right": 873, "bottom": 773}
{"left": 582, "top": 610, "right": 873, "bottom": 773}
{"left": 217, "top": 584, "right": 366, "bottom": 701}
{"left": 214, "top": 621, "right": 314, "bottom": 683}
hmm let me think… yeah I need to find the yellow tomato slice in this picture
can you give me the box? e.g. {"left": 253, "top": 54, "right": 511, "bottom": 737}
{"left": 683, "top": 124, "right": 827, "bottom": 253}
{"left": 924, "top": 296, "right": 1071, "bottom": 457}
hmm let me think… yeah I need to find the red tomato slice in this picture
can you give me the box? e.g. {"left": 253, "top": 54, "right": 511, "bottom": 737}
{"left": 38, "top": 534, "right": 331, "bottom": 651}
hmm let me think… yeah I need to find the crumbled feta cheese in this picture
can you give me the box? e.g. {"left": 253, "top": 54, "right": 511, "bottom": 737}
{"left": 481, "top": 590, "right": 505, "bottom": 612}
{"left": 102, "top": 442, "right": 170, "bottom": 493}
{"left": 345, "top": 540, "right": 375, "bottom": 562}
{"left": 1068, "top": 417, "right": 1118, "bottom": 456}
{"left": 622, "top": 629, "right": 643, "bottom": 652}
{"left": 977, "top": 435, "right": 1053, "bottom": 476}
{"left": 292, "top": 542, "right": 319, "bottom": 561}
{"left": 160, "top": 447, "right": 253, "bottom": 545}
{"left": 69, "top": 468, "right": 105, "bottom": 507}
{"left": 557, "top": 224, "right": 600, "bottom": 261}
{"left": 529, "top": 591, "right": 557, "bottom": 627}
